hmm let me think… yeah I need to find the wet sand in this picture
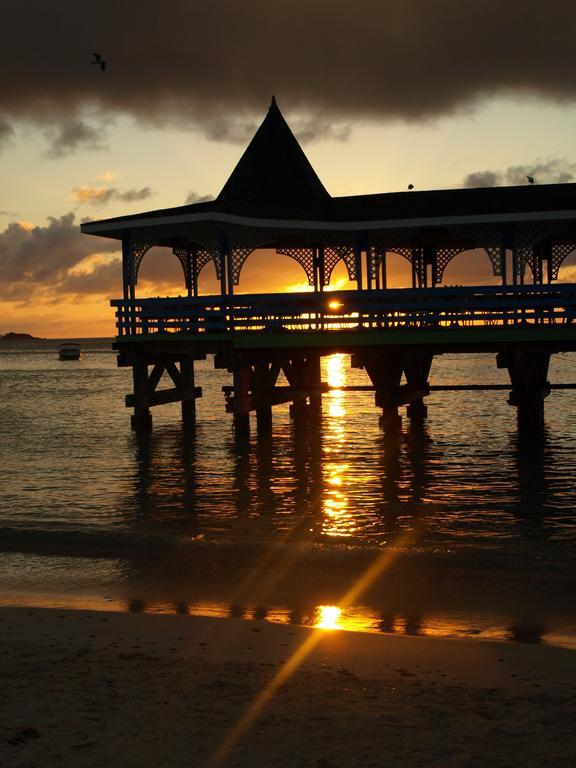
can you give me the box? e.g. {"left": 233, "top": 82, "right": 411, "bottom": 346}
{"left": 2, "top": 607, "right": 576, "bottom": 767}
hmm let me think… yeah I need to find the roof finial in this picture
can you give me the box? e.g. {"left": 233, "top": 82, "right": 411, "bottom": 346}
{"left": 270, "top": 95, "right": 278, "bottom": 109}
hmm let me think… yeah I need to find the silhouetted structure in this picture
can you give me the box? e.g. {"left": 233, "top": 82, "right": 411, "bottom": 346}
{"left": 82, "top": 99, "right": 576, "bottom": 436}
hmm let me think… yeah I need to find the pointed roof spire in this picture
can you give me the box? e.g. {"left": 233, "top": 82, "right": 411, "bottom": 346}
{"left": 216, "top": 98, "right": 330, "bottom": 211}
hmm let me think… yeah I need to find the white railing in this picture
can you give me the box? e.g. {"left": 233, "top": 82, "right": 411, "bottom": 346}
{"left": 111, "top": 285, "right": 576, "bottom": 337}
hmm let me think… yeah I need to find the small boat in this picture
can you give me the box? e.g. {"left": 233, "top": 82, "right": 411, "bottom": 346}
{"left": 58, "top": 343, "right": 82, "bottom": 361}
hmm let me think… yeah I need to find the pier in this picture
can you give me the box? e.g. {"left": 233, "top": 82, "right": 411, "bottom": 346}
{"left": 82, "top": 98, "right": 576, "bottom": 436}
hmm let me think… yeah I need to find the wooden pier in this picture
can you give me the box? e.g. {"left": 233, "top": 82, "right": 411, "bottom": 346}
{"left": 109, "top": 283, "right": 576, "bottom": 434}
{"left": 81, "top": 98, "right": 576, "bottom": 437}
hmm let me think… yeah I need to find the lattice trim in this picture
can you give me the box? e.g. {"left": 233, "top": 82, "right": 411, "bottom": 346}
{"left": 172, "top": 247, "right": 214, "bottom": 292}
{"left": 172, "top": 248, "right": 193, "bottom": 291}
{"left": 191, "top": 233, "right": 223, "bottom": 280}
{"left": 323, "top": 246, "right": 356, "bottom": 285}
{"left": 230, "top": 237, "right": 277, "bottom": 286}
{"left": 231, "top": 246, "right": 256, "bottom": 286}
{"left": 132, "top": 242, "right": 155, "bottom": 284}
{"left": 449, "top": 224, "right": 503, "bottom": 278}
{"left": 368, "top": 245, "right": 414, "bottom": 282}
{"left": 434, "top": 247, "right": 468, "bottom": 284}
{"left": 516, "top": 223, "right": 559, "bottom": 280}
{"left": 551, "top": 244, "right": 576, "bottom": 280}
{"left": 276, "top": 247, "right": 316, "bottom": 286}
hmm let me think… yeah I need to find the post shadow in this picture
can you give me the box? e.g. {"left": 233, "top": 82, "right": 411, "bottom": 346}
{"left": 510, "top": 429, "right": 551, "bottom": 541}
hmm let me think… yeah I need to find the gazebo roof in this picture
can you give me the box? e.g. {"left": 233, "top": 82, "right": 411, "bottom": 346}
{"left": 82, "top": 100, "right": 576, "bottom": 241}
{"left": 216, "top": 96, "right": 329, "bottom": 210}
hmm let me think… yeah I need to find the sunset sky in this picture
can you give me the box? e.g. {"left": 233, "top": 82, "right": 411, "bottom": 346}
{"left": 2, "top": 1, "right": 576, "bottom": 338}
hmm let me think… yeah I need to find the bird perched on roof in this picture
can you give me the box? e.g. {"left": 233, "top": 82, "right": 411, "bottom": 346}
{"left": 91, "top": 53, "right": 106, "bottom": 72}
{"left": 527, "top": 175, "right": 535, "bottom": 184}
{"left": 408, "top": 184, "right": 414, "bottom": 190}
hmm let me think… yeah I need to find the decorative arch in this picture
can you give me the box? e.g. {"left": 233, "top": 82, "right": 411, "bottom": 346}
{"left": 322, "top": 246, "right": 357, "bottom": 286}
{"left": 172, "top": 247, "right": 216, "bottom": 295}
{"left": 551, "top": 243, "right": 576, "bottom": 280}
{"left": 518, "top": 226, "right": 576, "bottom": 282}
{"left": 515, "top": 222, "right": 559, "bottom": 281}
{"left": 275, "top": 247, "right": 316, "bottom": 286}
{"left": 230, "top": 238, "right": 278, "bottom": 286}
{"left": 447, "top": 224, "right": 503, "bottom": 280}
{"left": 434, "top": 246, "right": 472, "bottom": 284}
{"left": 368, "top": 230, "right": 417, "bottom": 284}
{"left": 192, "top": 233, "right": 223, "bottom": 280}
{"left": 369, "top": 244, "right": 413, "bottom": 285}
{"left": 131, "top": 242, "right": 155, "bottom": 285}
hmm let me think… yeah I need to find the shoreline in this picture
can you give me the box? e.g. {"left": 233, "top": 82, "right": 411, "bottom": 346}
{"left": 2, "top": 607, "right": 576, "bottom": 766}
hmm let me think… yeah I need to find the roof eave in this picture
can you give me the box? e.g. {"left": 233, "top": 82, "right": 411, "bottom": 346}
{"left": 80, "top": 207, "right": 576, "bottom": 240}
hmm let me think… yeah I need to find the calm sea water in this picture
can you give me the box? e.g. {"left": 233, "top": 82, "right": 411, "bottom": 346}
{"left": 1, "top": 338, "right": 576, "bottom": 646}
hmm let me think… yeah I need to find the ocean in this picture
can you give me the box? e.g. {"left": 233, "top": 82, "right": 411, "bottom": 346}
{"left": 1, "top": 338, "right": 576, "bottom": 646}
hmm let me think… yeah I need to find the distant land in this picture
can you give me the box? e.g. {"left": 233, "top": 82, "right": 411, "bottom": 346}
{"left": 0, "top": 332, "right": 45, "bottom": 341}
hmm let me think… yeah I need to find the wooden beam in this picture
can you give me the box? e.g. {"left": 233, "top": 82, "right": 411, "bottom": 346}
{"left": 126, "top": 386, "right": 202, "bottom": 408}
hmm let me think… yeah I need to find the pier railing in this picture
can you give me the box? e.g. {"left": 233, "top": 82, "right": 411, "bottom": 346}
{"left": 111, "top": 284, "right": 576, "bottom": 337}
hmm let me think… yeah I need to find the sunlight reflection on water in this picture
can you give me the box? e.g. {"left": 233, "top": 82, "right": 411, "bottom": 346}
{"left": 2, "top": 341, "right": 576, "bottom": 646}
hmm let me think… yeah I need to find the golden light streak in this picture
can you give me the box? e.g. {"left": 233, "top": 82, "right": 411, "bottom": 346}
{"left": 209, "top": 532, "right": 413, "bottom": 767}
{"left": 322, "top": 354, "right": 350, "bottom": 535}
{"left": 326, "top": 353, "right": 346, "bottom": 390}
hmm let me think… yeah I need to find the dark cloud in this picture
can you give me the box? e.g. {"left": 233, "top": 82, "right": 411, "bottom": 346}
{"left": 184, "top": 192, "right": 214, "bottom": 205}
{"left": 463, "top": 159, "right": 576, "bottom": 187}
{"left": 0, "top": 119, "right": 13, "bottom": 151}
{"left": 201, "top": 116, "right": 350, "bottom": 145}
{"left": 292, "top": 119, "right": 351, "bottom": 144}
{"left": 45, "top": 120, "right": 108, "bottom": 158}
{"left": 57, "top": 259, "right": 121, "bottom": 296}
{"left": 0, "top": 213, "right": 118, "bottom": 300}
{"left": 72, "top": 186, "right": 155, "bottom": 205}
{"left": 0, "top": 213, "right": 194, "bottom": 301}
{"left": 1, "top": 1, "right": 576, "bottom": 151}
{"left": 462, "top": 170, "right": 501, "bottom": 188}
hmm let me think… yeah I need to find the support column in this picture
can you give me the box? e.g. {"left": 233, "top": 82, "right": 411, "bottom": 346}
{"left": 497, "top": 347, "right": 551, "bottom": 432}
{"left": 500, "top": 227, "right": 508, "bottom": 286}
{"left": 219, "top": 240, "right": 227, "bottom": 296}
{"left": 424, "top": 246, "right": 435, "bottom": 288}
{"left": 226, "top": 239, "right": 234, "bottom": 296}
{"left": 233, "top": 362, "right": 251, "bottom": 435}
{"left": 403, "top": 352, "right": 433, "bottom": 420}
{"left": 121, "top": 237, "right": 131, "bottom": 301}
{"left": 354, "top": 244, "right": 363, "bottom": 291}
{"left": 283, "top": 356, "right": 313, "bottom": 422}
{"left": 253, "top": 361, "right": 273, "bottom": 434}
{"left": 543, "top": 241, "right": 552, "bottom": 284}
{"left": 191, "top": 250, "right": 198, "bottom": 297}
{"left": 308, "top": 353, "right": 323, "bottom": 418}
{"left": 511, "top": 225, "right": 518, "bottom": 286}
{"left": 381, "top": 251, "right": 388, "bottom": 290}
{"left": 317, "top": 246, "right": 325, "bottom": 292}
{"left": 131, "top": 361, "right": 152, "bottom": 431}
{"left": 361, "top": 351, "right": 403, "bottom": 431}
{"left": 180, "top": 357, "right": 196, "bottom": 426}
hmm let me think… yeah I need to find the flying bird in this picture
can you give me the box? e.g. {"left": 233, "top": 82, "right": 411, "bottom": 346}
{"left": 408, "top": 184, "right": 414, "bottom": 190}
{"left": 527, "top": 175, "right": 535, "bottom": 184}
{"left": 91, "top": 53, "right": 106, "bottom": 72}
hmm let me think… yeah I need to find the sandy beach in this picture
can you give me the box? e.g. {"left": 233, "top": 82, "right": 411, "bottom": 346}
{"left": 1, "top": 607, "right": 576, "bottom": 767}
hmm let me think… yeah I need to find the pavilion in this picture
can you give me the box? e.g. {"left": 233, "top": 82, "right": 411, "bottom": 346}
{"left": 82, "top": 97, "right": 576, "bottom": 300}
{"left": 81, "top": 99, "right": 576, "bottom": 435}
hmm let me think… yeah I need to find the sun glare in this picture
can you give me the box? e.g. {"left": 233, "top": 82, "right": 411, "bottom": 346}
{"left": 314, "top": 604, "right": 342, "bottom": 630}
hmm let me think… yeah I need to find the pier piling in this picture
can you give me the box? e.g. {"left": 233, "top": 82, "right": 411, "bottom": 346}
{"left": 497, "top": 347, "right": 551, "bottom": 431}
